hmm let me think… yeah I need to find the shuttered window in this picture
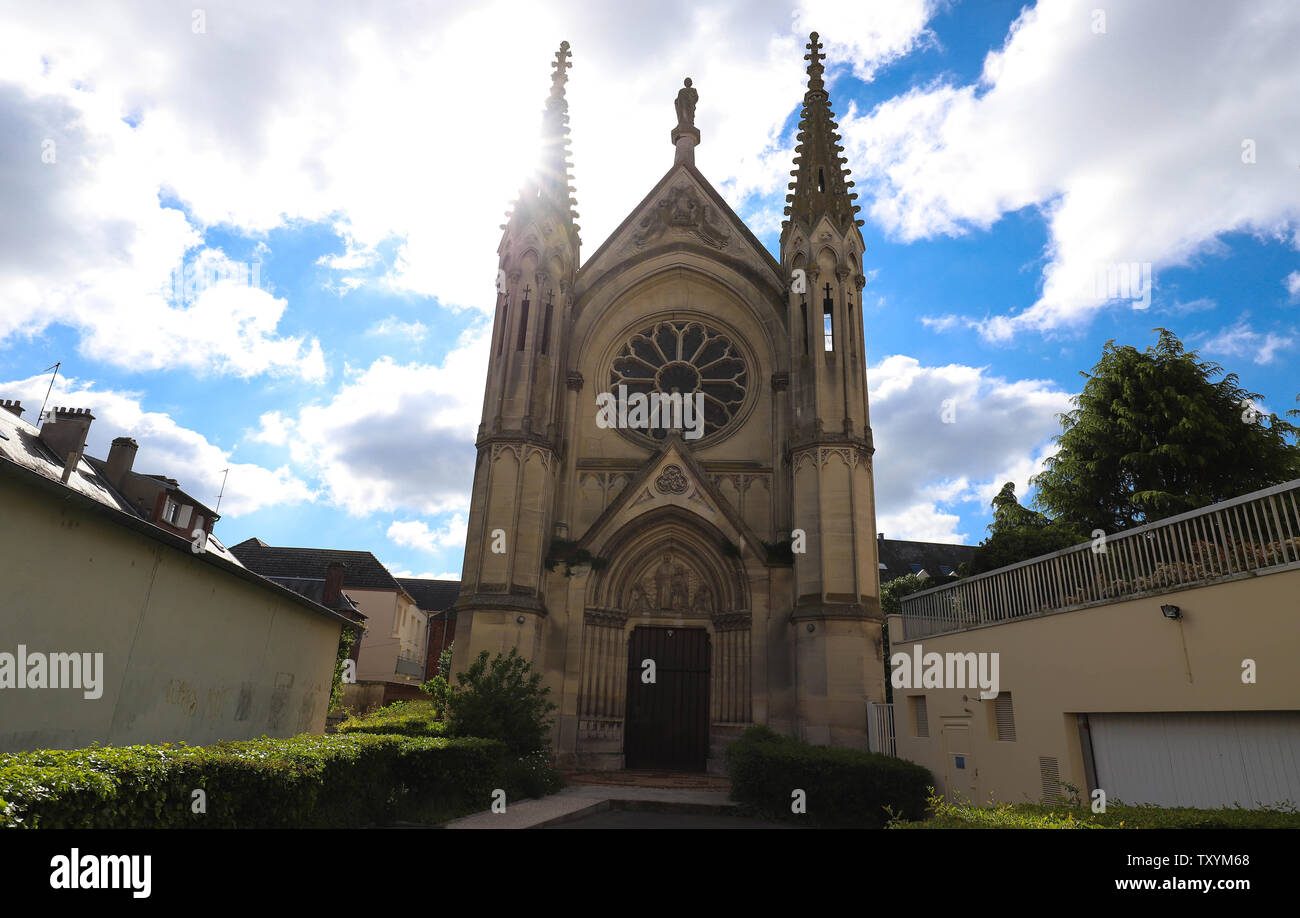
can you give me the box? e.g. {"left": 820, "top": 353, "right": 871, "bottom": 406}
{"left": 911, "top": 695, "right": 929, "bottom": 738}
{"left": 1040, "top": 756, "right": 1063, "bottom": 803}
{"left": 994, "top": 692, "right": 1016, "bottom": 742}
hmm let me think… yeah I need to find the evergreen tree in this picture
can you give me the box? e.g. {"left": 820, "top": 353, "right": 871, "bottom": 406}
{"left": 1031, "top": 328, "right": 1300, "bottom": 533}
{"left": 960, "top": 482, "right": 1086, "bottom": 575}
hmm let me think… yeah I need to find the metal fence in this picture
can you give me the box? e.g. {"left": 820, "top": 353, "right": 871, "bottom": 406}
{"left": 899, "top": 479, "right": 1300, "bottom": 640}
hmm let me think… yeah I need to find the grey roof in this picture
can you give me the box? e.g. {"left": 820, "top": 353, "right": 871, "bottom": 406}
{"left": 396, "top": 577, "right": 461, "bottom": 612}
{"left": 0, "top": 407, "right": 137, "bottom": 514}
{"left": 265, "top": 576, "right": 366, "bottom": 622}
{"left": 230, "top": 540, "right": 404, "bottom": 592}
{"left": 877, "top": 538, "right": 977, "bottom": 583}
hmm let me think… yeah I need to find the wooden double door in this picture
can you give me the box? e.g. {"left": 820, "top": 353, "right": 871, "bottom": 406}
{"left": 623, "top": 626, "right": 710, "bottom": 771}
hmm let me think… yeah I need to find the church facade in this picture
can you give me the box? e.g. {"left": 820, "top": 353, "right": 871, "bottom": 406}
{"left": 451, "top": 34, "right": 885, "bottom": 772}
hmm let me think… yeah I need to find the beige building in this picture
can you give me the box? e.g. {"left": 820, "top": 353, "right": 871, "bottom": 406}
{"left": 452, "top": 35, "right": 884, "bottom": 772}
{"left": 230, "top": 541, "right": 429, "bottom": 707}
{"left": 0, "top": 402, "right": 352, "bottom": 752}
{"left": 890, "top": 479, "right": 1300, "bottom": 810}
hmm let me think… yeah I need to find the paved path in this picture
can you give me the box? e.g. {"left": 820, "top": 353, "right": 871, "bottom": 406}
{"left": 562, "top": 769, "right": 731, "bottom": 791}
{"left": 443, "top": 784, "right": 737, "bottom": 829}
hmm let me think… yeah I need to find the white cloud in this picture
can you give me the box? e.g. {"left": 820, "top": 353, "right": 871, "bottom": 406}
{"left": 0, "top": 0, "right": 938, "bottom": 373}
{"left": 251, "top": 410, "right": 294, "bottom": 446}
{"left": 877, "top": 501, "right": 966, "bottom": 544}
{"left": 0, "top": 372, "right": 314, "bottom": 518}
{"left": 840, "top": 0, "right": 1300, "bottom": 340}
{"left": 1202, "top": 321, "right": 1295, "bottom": 365}
{"left": 920, "top": 314, "right": 963, "bottom": 332}
{"left": 1285, "top": 271, "right": 1300, "bottom": 299}
{"left": 387, "top": 516, "right": 469, "bottom": 554}
{"left": 0, "top": 78, "right": 324, "bottom": 379}
{"left": 366, "top": 317, "right": 429, "bottom": 341}
{"left": 279, "top": 325, "right": 491, "bottom": 516}
{"left": 868, "top": 354, "right": 1074, "bottom": 540}
{"left": 385, "top": 565, "right": 462, "bottom": 581}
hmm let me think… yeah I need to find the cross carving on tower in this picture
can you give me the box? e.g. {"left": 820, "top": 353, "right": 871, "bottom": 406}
{"left": 804, "top": 31, "right": 826, "bottom": 91}
{"left": 551, "top": 41, "right": 572, "bottom": 94}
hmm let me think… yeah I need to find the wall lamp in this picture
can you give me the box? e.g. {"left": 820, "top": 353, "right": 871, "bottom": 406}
{"left": 1160, "top": 604, "right": 1182, "bottom": 620}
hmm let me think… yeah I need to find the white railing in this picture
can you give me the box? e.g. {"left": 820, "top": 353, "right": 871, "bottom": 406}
{"left": 899, "top": 479, "right": 1300, "bottom": 640}
{"left": 868, "top": 702, "right": 896, "bottom": 757}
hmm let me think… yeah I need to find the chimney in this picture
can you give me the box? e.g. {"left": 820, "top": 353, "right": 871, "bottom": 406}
{"left": 40, "top": 407, "right": 93, "bottom": 472}
{"left": 324, "top": 561, "right": 346, "bottom": 606}
{"left": 0, "top": 399, "right": 21, "bottom": 418}
{"left": 105, "top": 436, "right": 139, "bottom": 489}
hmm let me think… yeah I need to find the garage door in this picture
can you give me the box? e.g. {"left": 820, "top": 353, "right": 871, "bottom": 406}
{"left": 1087, "top": 711, "right": 1300, "bottom": 809}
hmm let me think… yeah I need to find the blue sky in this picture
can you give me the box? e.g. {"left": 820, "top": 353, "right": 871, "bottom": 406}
{"left": 2, "top": 0, "right": 1297, "bottom": 578}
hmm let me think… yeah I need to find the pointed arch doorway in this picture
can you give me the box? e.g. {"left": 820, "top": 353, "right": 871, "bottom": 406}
{"left": 575, "top": 507, "right": 753, "bottom": 773}
{"left": 624, "top": 625, "right": 710, "bottom": 771}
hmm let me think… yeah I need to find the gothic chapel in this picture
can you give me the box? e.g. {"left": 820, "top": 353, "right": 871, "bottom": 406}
{"left": 452, "top": 34, "right": 884, "bottom": 772}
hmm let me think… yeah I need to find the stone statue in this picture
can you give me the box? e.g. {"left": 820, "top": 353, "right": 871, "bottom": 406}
{"left": 654, "top": 553, "right": 674, "bottom": 609}
{"left": 674, "top": 77, "right": 697, "bottom": 128}
{"left": 693, "top": 583, "right": 714, "bottom": 614}
{"left": 670, "top": 563, "right": 690, "bottom": 610}
{"left": 629, "top": 582, "right": 649, "bottom": 614}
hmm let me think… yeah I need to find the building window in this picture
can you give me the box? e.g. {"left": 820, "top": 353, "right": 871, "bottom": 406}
{"left": 822, "top": 284, "right": 834, "bottom": 351}
{"left": 910, "top": 695, "right": 929, "bottom": 738}
{"left": 994, "top": 692, "right": 1016, "bottom": 742}
{"left": 162, "top": 497, "right": 180, "bottom": 525}
{"left": 540, "top": 291, "right": 553, "bottom": 355}
{"left": 516, "top": 287, "right": 531, "bottom": 351}
{"left": 608, "top": 319, "right": 749, "bottom": 442}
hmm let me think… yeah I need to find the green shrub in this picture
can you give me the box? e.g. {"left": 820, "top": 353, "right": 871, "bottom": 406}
{"left": 423, "top": 649, "right": 557, "bottom": 756}
{"left": 329, "top": 627, "right": 358, "bottom": 712}
{"left": 0, "top": 733, "right": 509, "bottom": 829}
{"left": 888, "top": 788, "right": 1300, "bottom": 829}
{"left": 504, "top": 750, "right": 565, "bottom": 799}
{"left": 725, "top": 726, "right": 932, "bottom": 828}
{"left": 336, "top": 701, "right": 446, "bottom": 737}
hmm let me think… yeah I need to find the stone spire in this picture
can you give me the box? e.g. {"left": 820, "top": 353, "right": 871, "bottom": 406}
{"left": 782, "top": 32, "right": 862, "bottom": 239}
{"left": 504, "top": 41, "right": 580, "bottom": 241}
{"left": 671, "top": 77, "right": 700, "bottom": 165}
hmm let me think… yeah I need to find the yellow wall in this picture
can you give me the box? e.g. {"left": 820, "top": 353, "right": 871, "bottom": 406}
{"left": 888, "top": 566, "right": 1300, "bottom": 804}
{"left": 0, "top": 474, "right": 344, "bottom": 752}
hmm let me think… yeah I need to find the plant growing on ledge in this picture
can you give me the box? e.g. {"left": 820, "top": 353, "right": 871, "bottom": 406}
{"left": 761, "top": 538, "right": 795, "bottom": 564}
{"left": 544, "top": 537, "right": 609, "bottom": 576}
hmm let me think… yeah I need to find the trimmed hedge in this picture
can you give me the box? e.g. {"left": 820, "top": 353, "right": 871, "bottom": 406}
{"left": 336, "top": 700, "right": 447, "bottom": 737}
{"left": 891, "top": 791, "right": 1300, "bottom": 829}
{"left": 725, "top": 725, "right": 933, "bottom": 828}
{"left": 0, "top": 733, "right": 514, "bottom": 829}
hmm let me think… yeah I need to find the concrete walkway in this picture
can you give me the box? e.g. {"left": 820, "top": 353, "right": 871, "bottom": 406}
{"left": 443, "top": 784, "right": 737, "bottom": 829}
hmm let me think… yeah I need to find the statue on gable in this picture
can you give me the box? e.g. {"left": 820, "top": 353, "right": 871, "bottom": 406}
{"left": 675, "top": 77, "right": 697, "bottom": 128}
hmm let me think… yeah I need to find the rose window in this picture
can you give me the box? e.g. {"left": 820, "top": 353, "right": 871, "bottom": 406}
{"left": 610, "top": 320, "right": 748, "bottom": 441}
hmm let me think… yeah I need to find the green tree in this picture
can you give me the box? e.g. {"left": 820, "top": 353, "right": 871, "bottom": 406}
{"left": 421, "top": 648, "right": 557, "bottom": 755}
{"left": 960, "top": 482, "right": 1086, "bottom": 575}
{"left": 1031, "top": 328, "right": 1300, "bottom": 533}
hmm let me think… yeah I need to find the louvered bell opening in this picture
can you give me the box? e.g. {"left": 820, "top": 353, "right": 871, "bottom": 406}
{"left": 1039, "top": 756, "right": 1063, "bottom": 803}
{"left": 995, "top": 692, "right": 1016, "bottom": 742}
